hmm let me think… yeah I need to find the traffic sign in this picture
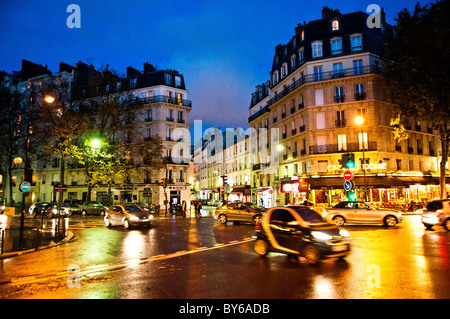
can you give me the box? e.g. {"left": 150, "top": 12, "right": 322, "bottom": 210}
{"left": 343, "top": 170, "right": 354, "bottom": 181}
{"left": 54, "top": 182, "right": 67, "bottom": 192}
{"left": 19, "top": 181, "right": 31, "bottom": 193}
{"left": 220, "top": 186, "right": 225, "bottom": 194}
{"left": 343, "top": 180, "right": 353, "bottom": 191}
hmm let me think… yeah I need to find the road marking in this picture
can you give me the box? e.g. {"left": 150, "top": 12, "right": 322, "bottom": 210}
{"left": 5, "top": 237, "right": 255, "bottom": 286}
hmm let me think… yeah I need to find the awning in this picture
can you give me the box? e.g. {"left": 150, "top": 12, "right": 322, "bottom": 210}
{"left": 306, "top": 175, "right": 442, "bottom": 190}
{"left": 230, "top": 185, "right": 251, "bottom": 194}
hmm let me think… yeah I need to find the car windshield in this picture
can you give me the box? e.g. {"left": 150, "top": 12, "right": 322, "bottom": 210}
{"left": 248, "top": 204, "right": 266, "bottom": 212}
{"left": 124, "top": 205, "right": 144, "bottom": 213}
{"left": 289, "top": 206, "right": 328, "bottom": 224}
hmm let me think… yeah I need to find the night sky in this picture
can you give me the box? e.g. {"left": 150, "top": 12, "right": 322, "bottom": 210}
{"left": 0, "top": 0, "right": 434, "bottom": 141}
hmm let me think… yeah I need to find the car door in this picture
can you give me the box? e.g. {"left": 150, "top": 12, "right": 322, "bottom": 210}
{"left": 226, "top": 203, "right": 238, "bottom": 220}
{"left": 109, "top": 206, "right": 122, "bottom": 224}
{"left": 236, "top": 204, "right": 251, "bottom": 221}
{"left": 269, "top": 208, "right": 301, "bottom": 253}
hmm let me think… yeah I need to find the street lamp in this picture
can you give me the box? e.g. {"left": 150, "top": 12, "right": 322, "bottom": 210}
{"left": 90, "top": 138, "right": 102, "bottom": 150}
{"left": 355, "top": 116, "right": 367, "bottom": 201}
{"left": 19, "top": 93, "right": 55, "bottom": 249}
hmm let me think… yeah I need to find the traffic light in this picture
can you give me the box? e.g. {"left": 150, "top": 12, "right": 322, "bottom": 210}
{"left": 342, "top": 153, "right": 355, "bottom": 169}
{"left": 348, "top": 190, "right": 356, "bottom": 201}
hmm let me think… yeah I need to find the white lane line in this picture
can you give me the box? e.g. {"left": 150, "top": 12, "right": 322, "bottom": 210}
{"left": 6, "top": 237, "right": 255, "bottom": 286}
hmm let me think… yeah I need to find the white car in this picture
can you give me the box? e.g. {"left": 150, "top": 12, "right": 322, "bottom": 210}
{"left": 421, "top": 200, "right": 450, "bottom": 231}
{"left": 323, "top": 201, "right": 403, "bottom": 227}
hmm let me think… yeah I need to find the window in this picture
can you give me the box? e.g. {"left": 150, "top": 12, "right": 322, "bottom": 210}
{"left": 335, "top": 87, "right": 345, "bottom": 103}
{"left": 330, "top": 38, "right": 342, "bottom": 55}
{"left": 312, "top": 41, "right": 323, "bottom": 58}
{"left": 353, "top": 60, "right": 363, "bottom": 75}
{"left": 338, "top": 134, "right": 347, "bottom": 151}
{"left": 355, "top": 84, "right": 365, "bottom": 100}
{"left": 298, "top": 48, "right": 305, "bottom": 63}
{"left": 331, "top": 19, "right": 340, "bottom": 31}
{"left": 301, "top": 30, "right": 305, "bottom": 41}
{"left": 273, "top": 71, "right": 279, "bottom": 85}
{"left": 358, "top": 132, "right": 368, "bottom": 150}
{"left": 314, "top": 89, "right": 324, "bottom": 106}
{"left": 166, "top": 91, "right": 172, "bottom": 103}
{"left": 336, "top": 110, "right": 346, "bottom": 126}
{"left": 281, "top": 63, "right": 288, "bottom": 78}
{"left": 333, "top": 63, "right": 343, "bottom": 77}
{"left": 175, "top": 76, "right": 182, "bottom": 88}
{"left": 146, "top": 127, "right": 152, "bottom": 139}
{"left": 164, "top": 73, "right": 172, "bottom": 86}
{"left": 314, "top": 66, "right": 323, "bottom": 81}
{"left": 147, "top": 90, "right": 153, "bottom": 102}
{"left": 130, "top": 78, "right": 137, "bottom": 89}
{"left": 291, "top": 54, "right": 296, "bottom": 68}
{"left": 177, "top": 93, "right": 183, "bottom": 105}
{"left": 270, "top": 209, "right": 296, "bottom": 223}
{"left": 350, "top": 34, "right": 363, "bottom": 51}
{"left": 316, "top": 136, "right": 327, "bottom": 153}
{"left": 316, "top": 112, "right": 325, "bottom": 129}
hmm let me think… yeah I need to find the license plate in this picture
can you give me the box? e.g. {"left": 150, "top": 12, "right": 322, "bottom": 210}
{"left": 332, "top": 245, "right": 347, "bottom": 252}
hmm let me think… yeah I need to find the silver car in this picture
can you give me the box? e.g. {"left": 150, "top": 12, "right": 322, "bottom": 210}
{"left": 323, "top": 201, "right": 403, "bottom": 227}
{"left": 421, "top": 200, "right": 450, "bottom": 231}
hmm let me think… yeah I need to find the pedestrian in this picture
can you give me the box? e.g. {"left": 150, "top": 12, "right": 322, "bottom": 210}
{"left": 260, "top": 197, "right": 264, "bottom": 207}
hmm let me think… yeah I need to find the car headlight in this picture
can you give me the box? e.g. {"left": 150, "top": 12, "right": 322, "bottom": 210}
{"left": 339, "top": 229, "right": 350, "bottom": 237}
{"left": 148, "top": 215, "right": 154, "bottom": 220}
{"left": 52, "top": 208, "right": 57, "bottom": 213}
{"left": 129, "top": 216, "right": 139, "bottom": 221}
{"left": 311, "top": 231, "right": 333, "bottom": 241}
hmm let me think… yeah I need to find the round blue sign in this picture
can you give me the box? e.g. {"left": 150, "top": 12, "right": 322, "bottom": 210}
{"left": 343, "top": 180, "right": 353, "bottom": 191}
{"left": 19, "top": 181, "right": 32, "bottom": 193}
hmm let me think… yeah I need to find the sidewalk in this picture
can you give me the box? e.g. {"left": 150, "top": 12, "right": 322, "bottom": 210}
{"left": 0, "top": 214, "right": 74, "bottom": 259}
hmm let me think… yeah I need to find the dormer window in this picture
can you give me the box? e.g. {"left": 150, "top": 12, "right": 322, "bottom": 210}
{"left": 272, "top": 71, "right": 279, "bottom": 85}
{"left": 312, "top": 41, "right": 323, "bottom": 58}
{"left": 281, "top": 63, "right": 288, "bottom": 78}
{"left": 332, "top": 19, "right": 340, "bottom": 31}
{"left": 301, "top": 30, "right": 305, "bottom": 41}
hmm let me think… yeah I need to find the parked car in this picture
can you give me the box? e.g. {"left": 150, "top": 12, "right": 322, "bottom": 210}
{"left": 214, "top": 202, "right": 265, "bottom": 224}
{"left": 421, "top": 199, "right": 450, "bottom": 231}
{"left": 323, "top": 201, "right": 403, "bottom": 227}
{"left": 104, "top": 204, "right": 153, "bottom": 229}
{"left": 254, "top": 205, "right": 351, "bottom": 264}
{"left": 81, "top": 201, "right": 107, "bottom": 216}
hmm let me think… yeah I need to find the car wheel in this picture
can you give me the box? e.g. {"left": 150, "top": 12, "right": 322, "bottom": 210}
{"left": 384, "top": 215, "right": 397, "bottom": 227}
{"left": 303, "top": 244, "right": 321, "bottom": 265}
{"left": 218, "top": 214, "right": 227, "bottom": 224}
{"left": 104, "top": 216, "right": 112, "bottom": 227}
{"left": 81, "top": 210, "right": 87, "bottom": 216}
{"left": 333, "top": 215, "right": 345, "bottom": 226}
{"left": 424, "top": 223, "right": 433, "bottom": 230}
{"left": 443, "top": 219, "right": 450, "bottom": 231}
{"left": 123, "top": 219, "right": 130, "bottom": 229}
{"left": 254, "top": 239, "right": 269, "bottom": 256}
{"left": 253, "top": 215, "right": 262, "bottom": 224}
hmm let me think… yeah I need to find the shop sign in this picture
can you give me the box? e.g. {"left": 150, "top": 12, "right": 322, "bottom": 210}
{"left": 328, "top": 162, "right": 387, "bottom": 171}
{"left": 282, "top": 182, "right": 309, "bottom": 193}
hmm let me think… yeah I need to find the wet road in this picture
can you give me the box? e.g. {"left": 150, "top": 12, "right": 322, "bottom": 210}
{"left": 0, "top": 214, "right": 449, "bottom": 299}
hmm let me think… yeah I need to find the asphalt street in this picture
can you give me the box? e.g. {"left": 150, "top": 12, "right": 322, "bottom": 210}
{"left": 0, "top": 213, "right": 449, "bottom": 299}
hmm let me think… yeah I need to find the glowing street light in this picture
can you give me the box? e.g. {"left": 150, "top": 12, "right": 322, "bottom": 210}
{"left": 90, "top": 138, "right": 102, "bottom": 149}
{"left": 44, "top": 95, "right": 55, "bottom": 104}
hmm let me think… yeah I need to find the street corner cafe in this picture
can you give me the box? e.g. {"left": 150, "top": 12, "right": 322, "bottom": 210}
{"left": 280, "top": 162, "right": 448, "bottom": 208}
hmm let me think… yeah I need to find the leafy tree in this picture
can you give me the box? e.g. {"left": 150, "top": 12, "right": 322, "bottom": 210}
{"left": 381, "top": 0, "right": 450, "bottom": 198}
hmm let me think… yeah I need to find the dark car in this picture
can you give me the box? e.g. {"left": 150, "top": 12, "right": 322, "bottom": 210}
{"left": 214, "top": 202, "right": 265, "bottom": 224}
{"left": 81, "top": 201, "right": 107, "bottom": 216}
{"left": 254, "top": 205, "right": 351, "bottom": 264}
{"left": 104, "top": 204, "right": 154, "bottom": 229}
{"left": 28, "top": 202, "right": 52, "bottom": 218}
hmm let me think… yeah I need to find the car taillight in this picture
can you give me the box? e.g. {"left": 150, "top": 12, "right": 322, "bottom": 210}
{"left": 255, "top": 221, "right": 261, "bottom": 233}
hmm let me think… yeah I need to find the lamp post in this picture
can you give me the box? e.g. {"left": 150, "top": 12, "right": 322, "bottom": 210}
{"left": 355, "top": 116, "right": 367, "bottom": 201}
{"left": 19, "top": 92, "right": 55, "bottom": 249}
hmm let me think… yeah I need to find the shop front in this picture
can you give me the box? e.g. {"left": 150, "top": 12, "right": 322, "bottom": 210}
{"left": 280, "top": 178, "right": 311, "bottom": 206}
{"left": 227, "top": 185, "right": 252, "bottom": 203}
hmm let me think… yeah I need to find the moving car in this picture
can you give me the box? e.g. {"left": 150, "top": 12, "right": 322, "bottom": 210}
{"left": 28, "top": 202, "right": 51, "bottom": 218}
{"left": 81, "top": 201, "right": 107, "bottom": 216}
{"left": 61, "top": 202, "right": 82, "bottom": 215}
{"left": 254, "top": 205, "right": 351, "bottom": 264}
{"left": 323, "top": 201, "right": 402, "bottom": 227}
{"left": 214, "top": 202, "right": 265, "bottom": 224}
{"left": 421, "top": 199, "right": 450, "bottom": 231}
{"left": 104, "top": 204, "right": 153, "bottom": 229}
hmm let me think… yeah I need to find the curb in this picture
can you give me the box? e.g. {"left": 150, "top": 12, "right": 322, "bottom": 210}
{"left": 0, "top": 231, "right": 76, "bottom": 260}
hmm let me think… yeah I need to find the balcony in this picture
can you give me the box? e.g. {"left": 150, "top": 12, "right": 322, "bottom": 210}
{"left": 335, "top": 119, "right": 347, "bottom": 128}
{"left": 143, "top": 95, "right": 192, "bottom": 108}
{"left": 334, "top": 95, "right": 345, "bottom": 103}
{"left": 299, "top": 125, "right": 305, "bottom": 133}
{"left": 355, "top": 92, "right": 366, "bottom": 101}
{"left": 309, "top": 141, "right": 377, "bottom": 155}
{"left": 166, "top": 117, "right": 174, "bottom": 122}
{"left": 291, "top": 128, "right": 297, "bottom": 136}
{"left": 249, "top": 64, "right": 383, "bottom": 123}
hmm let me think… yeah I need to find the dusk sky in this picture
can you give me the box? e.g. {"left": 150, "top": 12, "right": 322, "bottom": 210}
{"left": 0, "top": 0, "right": 434, "bottom": 140}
